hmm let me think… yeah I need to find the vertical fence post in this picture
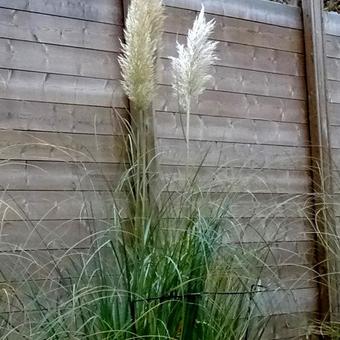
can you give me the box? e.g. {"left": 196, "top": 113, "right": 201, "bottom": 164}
{"left": 302, "top": 0, "right": 340, "bottom": 324}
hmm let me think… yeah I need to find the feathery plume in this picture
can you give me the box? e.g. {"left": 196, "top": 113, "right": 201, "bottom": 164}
{"left": 119, "top": 0, "right": 165, "bottom": 111}
{"left": 170, "top": 5, "right": 218, "bottom": 145}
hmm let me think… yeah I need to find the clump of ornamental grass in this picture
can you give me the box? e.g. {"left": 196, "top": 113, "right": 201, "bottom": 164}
{"left": 170, "top": 6, "right": 218, "bottom": 147}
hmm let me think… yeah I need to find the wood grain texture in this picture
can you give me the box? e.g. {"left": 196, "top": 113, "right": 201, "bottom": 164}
{"left": 162, "top": 32, "right": 305, "bottom": 76}
{"left": 155, "top": 86, "right": 307, "bottom": 123}
{"left": 163, "top": 0, "right": 302, "bottom": 29}
{"left": 0, "top": 0, "right": 123, "bottom": 25}
{"left": 0, "top": 161, "right": 124, "bottom": 191}
{"left": 159, "top": 59, "right": 306, "bottom": 100}
{"left": 0, "top": 99, "right": 127, "bottom": 135}
{"left": 0, "top": 69, "right": 126, "bottom": 107}
{"left": 164, "top": 6, "right": 304, "bottom": 53}
{"left": 159, "top": 165, "right": 310, "bottom": 194}
{"left": 0, "top": 8, "right": 122, "bottom": 52}
{"left": 0, "top": 190, "right": 128, "bottom": 221}
{"left": 324, "top": 11, "right": 340, "bottom": 36}
{"left": 155, "top": 112, "right": 308, "bottom": 147}
{"left": 0, "top": 39, "right": 121, "bottom": 79}
{"left": 0, "top": 130, "right": 125, "bottom": 163}
{"left": 157, "top": 139, "right": 310, "bottom": 170}
{"left": 326, "top": 34, "right": 340, "bottom": 59}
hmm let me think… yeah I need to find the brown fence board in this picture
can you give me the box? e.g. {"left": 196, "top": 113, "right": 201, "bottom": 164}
{"left": 0, "top": 130, "right": 125, "bottom": 163}
{"left": 0, "top": 99, "right": 126, "bottom": 135}
{"left": 0, "top": 69, "right": 126, "bottom": 107}
{"left": 155, "top": 112, "right": 308, "bottom": 147}
{"left": 0, "top": 191, "right": 127, "bottom": 221}
{"left": 159, "top": 59, "right": 306, "bottom": 100}
{"left": 160, "top": 165, "right": 310, "bottom": 194}
{"left": 162, "top": 32, "right": 305, "bottom": 76}
{"left": 0, "top": 0, "right": 123, "bottom": 25}
{"left": 0, "top": 8, "right": 122, "bottom": 52}
{"left": 163, "top": 0, "right": 302, "bottom": 29}
{"left": 155, "top": 86, "right": 307, "bottom": 123}
{"left": 157, "top": 139, "right": 309, "bottom": 170}
{"left": 0, "top": 161, "right": 124, "bottom": 191}
{"left": 164, "top": 6, "right": 304, "bottom": 53}
{"left": 0, "top": 39, "right": 121, "bottom": 79}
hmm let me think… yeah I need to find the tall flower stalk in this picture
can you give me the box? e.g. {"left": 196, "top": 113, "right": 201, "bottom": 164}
{"left": 118, "top": 0, "right": 165, "bottom": 232}
{"left": 119, "top": 0, "right": 164, "bottom": 112}
{"left": 170, "top": 6, "right": 218, "bottom": 153}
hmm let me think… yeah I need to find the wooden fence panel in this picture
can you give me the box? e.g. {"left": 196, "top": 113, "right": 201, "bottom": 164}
{"left": 154, "top": 0, "right": 316, "bottom": 333}
{"left": 0, "top": 0, "right": 335, "bottom": 337}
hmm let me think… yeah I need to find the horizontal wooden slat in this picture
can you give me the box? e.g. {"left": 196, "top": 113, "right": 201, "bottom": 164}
{"left": 0, "top": 191, "right": 127, "bottom": 221}
{"left": 326, "top": 34, "right": 340, "bottom": 59}
{"left": 0, "top": 219, "right": 97, "bottom": 251}
{"left": 161, "top": 192, "right": 312, "bottom": 218}
{"left": 163, "top": 0, "right": 302, "bottom": 29}
{"left": 162, "top": 32, "right": 305, "bottom": 76}
{"left": 159, "top": 165, "right": 310, "bottom": 194}
{"left": 324, "top": 11, "right": 340, "bottom": 36}
{"left": 159, "top": 59, "right": 306, "bottom": 100}
{"left": 0, "top": 99, "right": 127, "bottom": 135}
{"left": 328, "top": 102, "right": 340, "bottom": 126}
{"left": 254, "top": 287, "right": 317, "bottom": 315}
{"left": 0, "top": 0, "right": 123, "bottom": 25}
{"left": 155, "top": 112, "right": 308, "bottom": 147}
{"left": 155, "top": 86, "right": 307, "bottom": 123}
{"left": 164, "top": 7, "right": 304, "bottom": 53}
{"left": 0, "top": 161, "right": 124, "bottom": 191}
{"left": 260, "top": 312, "right": 315, "bottom": 339}
{"left": 157, "top": 139, "right": 309, "bottom": 170}
{"left": 327, "top": 57, "right": 340, "bottom": 82}
{"left": 0, "top": 130, "right": 125, "bottom": 163}
{"left": 0, "top": 69, "right": 126, "bottom": 107}
{"left": 330, "top": 126, "right": 340, "bottom": 149}
{"left": 231, "top": 218, "right": 312, "bottom": 243}
{"left": 324, "top": 80, "right": 340, "bottom": 104}
{"left": 0, "top": 39, "right": 121, "bottom": 79}
{"left": 0, "top": 8, "right": 122, "bottom": 52}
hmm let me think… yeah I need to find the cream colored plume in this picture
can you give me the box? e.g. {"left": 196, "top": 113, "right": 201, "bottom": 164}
{"left": 170, "top": 5, "right": 218, "bottom": 145}
{"left": 119, "top": 0, "right": 165, "bottom": 111}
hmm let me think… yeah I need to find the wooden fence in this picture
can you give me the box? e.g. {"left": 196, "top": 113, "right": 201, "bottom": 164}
{"left": 0, "top": 0, "right": 339, "bottom": 338}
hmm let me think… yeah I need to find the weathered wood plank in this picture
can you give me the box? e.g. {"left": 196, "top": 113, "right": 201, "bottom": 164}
{"left": 0, "top": 39, "right": 121, "bottom": 79}
{"left": 0, "top": 161, "right": 124, "bottom": 191}
{"left": 155, "top": 112, "right": 308, "bottom": 147}
{"left": 328, "top": 103, "right": 340, "bottom": 126}
{"left": 159, "top": 59, "right": 306, "bottom": 100}
{"left": 324, "top": 11, "right": 340, "bottom": 36}
{"left": 0, "top": 130, "right": 125, "bottom": 163}
{"left": 329, "top": 126, "right": 340, "bottom": 149}
{"left": 0, "top": 99, "right": 127, "bottom": 135}
{"left": 259, "top": 312, "right": 315, "bottom": 339}
{"left": 327, "top": 58, "right": 340, "bottom": 82}
{"left": 162, "top": 32, "right": 305, "bottom": 76}
{"left": 164, "top": 7, "right": 304, "bottom": 53}
{"left": 159, "top": 165, "right": 310, "bottom": 194}
{"left": 163, "top": 0, "right": 302, "bottom": 29}
{"left": 0, "top": 8, "right": 122, "bottom": 52}
{"left": 161, "top": 192, "right": 311, "bottom": 218}
{"left": 157, "top": 139, "right": 309, "bottom": 170}
{"left": 155, "top": 86, "right": 307, "bottom": 123}
{"left": 0, "top": 69, "right": 126, "bottom": 107}
{"left": 0, "top": 0, "right": 123, "bottom": 25}
{"left": 0, "top": 191, "right": 127, "bottom": 221}
{"left": 326, "top": 35, "right": 340, "bottom": 59}
{"left": 0, "top": 219, "right": 97, "bottom": 251}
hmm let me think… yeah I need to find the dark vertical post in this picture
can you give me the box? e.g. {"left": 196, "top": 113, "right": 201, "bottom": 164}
{"left": 302, "top": 0, "right": 339, "bottom": 324}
